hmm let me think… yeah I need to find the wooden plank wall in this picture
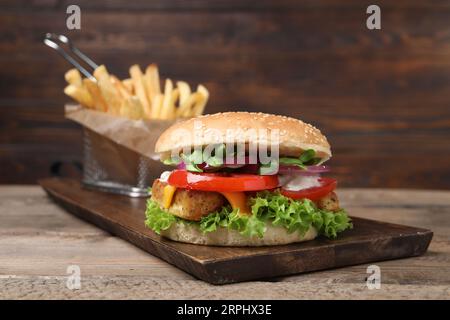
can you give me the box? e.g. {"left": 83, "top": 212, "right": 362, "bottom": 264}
{"left": 1, "top": 0, "right": 449, "bottom": 188}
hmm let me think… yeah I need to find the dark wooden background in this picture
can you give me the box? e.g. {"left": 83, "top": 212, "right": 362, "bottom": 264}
{"left": 1, "top": 0, "right": 449, "bottom": 189}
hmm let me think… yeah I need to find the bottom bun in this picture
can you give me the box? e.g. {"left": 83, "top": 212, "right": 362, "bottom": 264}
{"left": 160, "top": 222, "right": 318, "bottom": 246}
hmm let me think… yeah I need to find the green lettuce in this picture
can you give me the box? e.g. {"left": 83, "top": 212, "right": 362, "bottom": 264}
{"left": 279, "top": 149, "right": 322, "bottom": 169}
{"left": 162, "top": 147, "right": 323, "bottom": 173}
{"left": 145, "top": 191, "right": 352, "bottom": 239}
{"left": 144, "top": 200, "right": 177, "bottom": 234}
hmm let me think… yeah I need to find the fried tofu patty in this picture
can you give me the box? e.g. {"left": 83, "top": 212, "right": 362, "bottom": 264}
{"left": 151, "top": 178, "right": 341, "bottom": 221}
{"left": 317, "top": 191, "right": 340, "bottom": 212}
{"left": 151, "top": 179, "right": 226, "bottom": 221}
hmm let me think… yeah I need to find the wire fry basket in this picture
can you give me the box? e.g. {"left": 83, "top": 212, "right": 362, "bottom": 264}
{"left": 82, "top": 128, "right": 164, "bottom": 197}
{"left": 44, "top": 33, "right": 193, "bottom": 197}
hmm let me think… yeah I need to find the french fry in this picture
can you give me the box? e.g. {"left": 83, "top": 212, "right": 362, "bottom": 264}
{"left": 64, "top": 84, "right": 94, "bottom": 108}
{"left": 144, "top": 64, "right": 161, "bottom": 104}
{"left": 192, "top": 84, "right": 210, "bottom": 116}
{"left": 83, "top": 78, "right": 108, "bottom": 112}
{"left": 64, "top": 69, "right": 83, "bottom": 87}
{"left": 175, "top": 81, "right": 191, "bottom": 117}
{"left": 120, "top": 96, "right": 145, "bottom": 120}
{"left": 111, "top": 75, "right": 131, "bottom": 99}
{"left": 178, "top": 92, "right": 201, "bottom": 117}
{"left": 129, "top": 65, "right": 151, "bottom": 118}
{"left": 63, "top": 62, "right": 209, "bottom": 120}
{"left": 129, "top": 96, "right": 145, "bottom": 119}
{"left": 160, "top": 79, "right": 180, "bottom": 120}
{"left": 169, "top": 88, "right": 180, "bottom": 119}
{"left": 94, "top": 65, "right": 122, "bottom": 115}
{"left": 150, "top": 93, "right": 163, "bottom": 119}
{"left": 122, "top": 78, "right": 134, "bottom": 94}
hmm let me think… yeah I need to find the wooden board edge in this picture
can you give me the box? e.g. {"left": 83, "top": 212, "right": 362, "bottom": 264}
{"left": 199, "top": 230, "right": 434, "bottom": 284}
{"left": 38, "top": 177, "right": 435, "bottom": 285}
{"left": 39, "top": 178, "right": 215, "bottom": 282}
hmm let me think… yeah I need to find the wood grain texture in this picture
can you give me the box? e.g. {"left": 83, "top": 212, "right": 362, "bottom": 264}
{"left": 0, "top": 1, "right": 449, "bottom": 188}
{"left": 0, "top": 184, "right": 448, "bottom": 299}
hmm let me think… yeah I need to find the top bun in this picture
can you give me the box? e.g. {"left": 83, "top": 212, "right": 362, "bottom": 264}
{"left": 155, "top": 112, "right": 331, "bottom": 161}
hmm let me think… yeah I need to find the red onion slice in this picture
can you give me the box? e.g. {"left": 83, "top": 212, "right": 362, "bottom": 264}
{"left": 178, "top": 162, "right": 329, "bottom": 175}
{"left": 176, "top": 162, "right": 186, "bottom": 170}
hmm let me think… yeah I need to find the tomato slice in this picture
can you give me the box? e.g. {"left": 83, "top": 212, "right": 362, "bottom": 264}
{"left": 280, "top": 177, "right": 337, "bottom": 201}
{"left": 167, "top": 170, "right": 280, "bottom": 192}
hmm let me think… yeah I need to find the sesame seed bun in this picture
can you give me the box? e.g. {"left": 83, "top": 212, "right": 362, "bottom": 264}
{"left": 155, "top": 112, "right": 331, "bottom": 162}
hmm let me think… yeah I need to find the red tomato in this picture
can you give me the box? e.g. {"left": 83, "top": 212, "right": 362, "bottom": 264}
{"left": 167, "top": 170, "right": 280, "bottom": 192}
{"left": 280, "top": 177, "right": 337, "bottom": 201}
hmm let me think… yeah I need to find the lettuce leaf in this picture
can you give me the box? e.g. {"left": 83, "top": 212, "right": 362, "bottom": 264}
{"left": 144, "top": 200, "right": 177, "bottom": 234}
{"left": 279, "top": 149, "right": 322, "bottom": 169}
{"left": 247, "top": 190, "right": 352, "bottom": 238}
{"left": 145, "top": 191, "right": 352, "bottom": 238}
{"left": 162, "top": 147, "right": 322, "bottom": 173}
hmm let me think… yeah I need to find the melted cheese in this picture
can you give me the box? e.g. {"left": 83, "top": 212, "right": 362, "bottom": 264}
{"left": 160, "top": 180, "right": 250, "bottom": 216}
{"left": 219, "top": 191, "right": 251, "bottom": 215}
{"left": 162, "top": 184, "right": 177, "bottom": 209}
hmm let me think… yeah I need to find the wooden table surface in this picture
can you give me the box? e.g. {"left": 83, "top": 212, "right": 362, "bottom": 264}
{"left": 0, "top": 185, "right": 449, "bottom": 300}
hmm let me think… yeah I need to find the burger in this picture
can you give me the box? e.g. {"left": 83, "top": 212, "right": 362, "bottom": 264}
{"left": 145, "top": 112, "right": 352, "bottom": 246}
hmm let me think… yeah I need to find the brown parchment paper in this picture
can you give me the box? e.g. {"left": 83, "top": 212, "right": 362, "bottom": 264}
{"left": 65, "top": 104, "right": 177, "bottom": 161}
{"left": 65, "top": 104, "right": 181, "bottom": 188}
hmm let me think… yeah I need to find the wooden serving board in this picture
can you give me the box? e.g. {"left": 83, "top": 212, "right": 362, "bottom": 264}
{"left": 39, "top": 178, "right": 433, "bottom": 285}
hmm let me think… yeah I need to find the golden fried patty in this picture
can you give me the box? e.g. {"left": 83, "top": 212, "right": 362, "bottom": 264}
{"left": 151, "top": 179, "right": 341, "bottom": 221}
{"left": 317, "top": 191, "right": 340, "bottom": 212}
{"left": 151, "top": 179, "right": 226, "bottom": 221}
